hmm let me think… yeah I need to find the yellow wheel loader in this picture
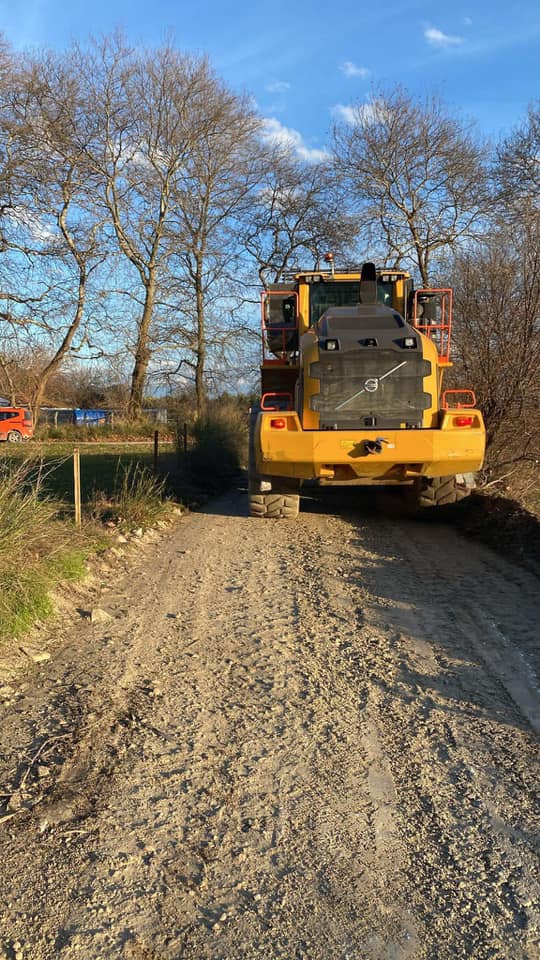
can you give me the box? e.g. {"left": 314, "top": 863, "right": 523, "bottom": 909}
{"left": 249, "top": 261, "right": 485, "bottom": 518}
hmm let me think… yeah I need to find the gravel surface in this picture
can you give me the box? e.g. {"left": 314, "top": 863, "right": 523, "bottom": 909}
{"left": 0, "top": 485, "right": 538, "bottom": 960}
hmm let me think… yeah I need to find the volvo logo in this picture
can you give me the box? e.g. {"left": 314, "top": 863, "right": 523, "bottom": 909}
{"left": 336, "top": 361, "right": 407, "bottom": 411}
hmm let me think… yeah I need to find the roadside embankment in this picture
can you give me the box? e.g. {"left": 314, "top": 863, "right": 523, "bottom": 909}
{"left": 449, "top": 491, "right": 540, "bottom": 577}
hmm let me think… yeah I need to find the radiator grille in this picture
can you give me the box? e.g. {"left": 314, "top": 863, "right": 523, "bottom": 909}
{"left": 310, "top": 349, "right": 432, "bottom": 429}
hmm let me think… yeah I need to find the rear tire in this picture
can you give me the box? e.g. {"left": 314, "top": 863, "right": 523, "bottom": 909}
{"left": 248, "top": 406, "right": 300, "bottom": 518}
{"left": 416, "top": 474, "right": 474, "bottom": 509}
{"left": 249, "top": 492, "right": 300, "bottom": 519}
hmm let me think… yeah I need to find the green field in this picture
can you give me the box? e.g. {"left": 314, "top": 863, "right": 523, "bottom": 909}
{"left": 0, "top": 441, "right": 178, "bottom": 508}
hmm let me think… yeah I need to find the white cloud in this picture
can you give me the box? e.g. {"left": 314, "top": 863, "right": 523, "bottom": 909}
{"left": 340, "top": 61, "right": 370, "bottom": 79}
{"left": 263, "top": 101, "right": 287, "bottom": 116}
{"left": 265, "top": 80, "right": 291, "bottom": 94}
{"left": 332, "top": 99, "right": 387, "bottom": 126}
{"left": 424, "top": 26, "right": 463, "bottom": 47}
{"left": 261, "top": 118, "right": 328, "bottom": 163}
{"left": 333, "top": 104, "right": 358, "bottom": 125}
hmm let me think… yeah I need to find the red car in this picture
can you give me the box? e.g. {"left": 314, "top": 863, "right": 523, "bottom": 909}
{"left": 0, "top": 408, "right": 33, "bottom": 442}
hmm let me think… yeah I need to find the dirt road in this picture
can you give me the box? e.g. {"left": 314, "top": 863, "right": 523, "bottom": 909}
{"left": 0, "top": 486, "right": 538, "bottom": 960}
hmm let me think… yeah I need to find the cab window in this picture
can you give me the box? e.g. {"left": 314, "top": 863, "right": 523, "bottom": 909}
{"left": 309, "top": 280, "right": 394, "bottom": 325}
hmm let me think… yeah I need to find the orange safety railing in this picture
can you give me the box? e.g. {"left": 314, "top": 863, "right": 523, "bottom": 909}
{"left": 412, "top": 288, "right": 452, "bottom": 363}
{"left": 261, "top": 290, "right": 299, "bottom": 362}
{"left": 442, "top": 389, "right": 477, "bottom": 409}
{"left": 261, "top": 392, "right": 294, "bottom": 411}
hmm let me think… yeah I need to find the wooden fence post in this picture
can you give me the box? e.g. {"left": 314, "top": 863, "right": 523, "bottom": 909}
{"left": 73, "top": 447, "right": 82, "bottom": 529}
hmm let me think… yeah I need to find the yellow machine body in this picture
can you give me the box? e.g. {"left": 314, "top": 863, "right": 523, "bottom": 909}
{"left": 250, "top": 264, "right": 485, "bottom": 514}
{"left": 255, "top": 409, "right": 485, "bottom": 483}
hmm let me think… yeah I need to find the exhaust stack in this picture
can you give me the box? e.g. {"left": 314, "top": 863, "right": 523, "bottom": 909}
{"left": 358, "top": 262, "right": 378, "bottom": 304}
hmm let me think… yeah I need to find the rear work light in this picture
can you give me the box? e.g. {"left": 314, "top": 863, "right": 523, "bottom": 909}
{"left": 454, "top": 416, "right": 474, "bottom": 427}
{"left": 270, "top": 417, "right": 287, "bottom": 429}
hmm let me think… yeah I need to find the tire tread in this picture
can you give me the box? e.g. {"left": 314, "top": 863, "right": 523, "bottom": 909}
{"left": 417, "top": 474, "right": 473, "bottom": 509}
{"left": 249, "top": 492, "right": 299, "bottom": 519}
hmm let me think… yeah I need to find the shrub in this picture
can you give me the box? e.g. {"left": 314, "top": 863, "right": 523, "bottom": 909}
{"left": 184, "top": 407, "right": 247, "bottom": 489}
{"left": 112, "top": 462, "right": 167, "bottom": 530}
{"left": 0, "top": 460, "right": 58, "bottom": 564}
{"left": 0, "top": 460, "right": 77, "bottom": 640}
{"left": 36, "top": 418, "right": 171, "bottom": 442}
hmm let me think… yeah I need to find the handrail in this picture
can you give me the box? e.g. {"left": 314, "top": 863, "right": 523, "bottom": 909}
{"left": 261, "top": 392, "right": 294, "bottom": 411}
{"left": 412, "top": 288, "right": 452, "bottom": 362}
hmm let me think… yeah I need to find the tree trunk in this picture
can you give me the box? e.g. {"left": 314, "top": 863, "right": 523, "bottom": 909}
{"left": 0, "top": 357, "right": 17, "bottom": 406}
{"left": 194, "top": 262, "right": 206, "bottom": 420}
{"left": 30, "top": 378, "right": 48, "bottom": 429}
{"left": 128, "top": 278, "right": 155, "bottom": 419}
{"left": 30, "top": 268, "right": 87, "bottom": 427}
{"left": 410, "top": 223, "right": 430, "bottom": 286}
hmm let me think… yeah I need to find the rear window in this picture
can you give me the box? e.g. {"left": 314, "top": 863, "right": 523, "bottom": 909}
{"left": 0, "top": 411, "right": 18, "bottom": 421}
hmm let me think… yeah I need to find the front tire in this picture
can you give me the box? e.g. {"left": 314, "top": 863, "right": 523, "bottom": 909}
{"left": 6, "top": 430, "right": 22, "bottom": 443}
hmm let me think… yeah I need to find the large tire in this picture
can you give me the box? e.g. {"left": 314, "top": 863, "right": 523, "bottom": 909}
{"left": 248, "top": 406, "right": 300, "bottom": 517}
{"left": 249, "top": 492, "right": 300, "bottom": 519}
{"left": 416, "top": 474, "right": 474, "bottom": 509}
{"left": 6, "top": 430, "right": 22, "bottom": 443}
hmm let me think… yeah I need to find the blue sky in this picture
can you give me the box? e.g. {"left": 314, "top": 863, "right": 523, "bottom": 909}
{"left": 2, "top": 0, "right": 539, "bottom": 157}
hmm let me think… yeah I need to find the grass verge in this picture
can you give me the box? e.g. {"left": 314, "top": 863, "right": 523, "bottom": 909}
{"left": 0, "top": 409, "right": 249, "bottom": 642}
{"left": 0, "top": 460, "right": 93, "bottom": 641}
{"left": 0, "top": 452, "right": 172, "bottom": 644}
{"left": 90, "top": 462, "right": 168, "bottom": 530}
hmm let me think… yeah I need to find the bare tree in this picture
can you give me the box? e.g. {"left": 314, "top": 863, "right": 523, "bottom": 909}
{"left": 0, "top": 48, "right": 106, "bottom": 421}
{"left": 496, "top": 102, "right": 540, "bottom": 210}
{"left": 332, "top": 86, "right": 490, "bottom": 284}
{"left": 75, "top": 37, "right": 228, "bottom": 418}
{"left": 452, "top": 225, "right": 540, "bottom": 468}
{"left": 243, "top": 150, "right": 357, "bottom": 287}
{"left": 164, "top": 84, "right": 265, "bottom": 416}
{"left": 0, "top": 33, "right": 16, "bottom": 247}
{"left": 0, "top": 353, "right": 17, "bottom": 404}
{"left": 450, "top": 104, "right": 540, "bottom": 481}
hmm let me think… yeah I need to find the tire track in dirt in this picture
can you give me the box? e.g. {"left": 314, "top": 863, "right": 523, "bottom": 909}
{"left": 0, "top": 487, "right": 538, "bottom": 960}
{"left": 341, "top": 508, "right": 539, "bottom": 960}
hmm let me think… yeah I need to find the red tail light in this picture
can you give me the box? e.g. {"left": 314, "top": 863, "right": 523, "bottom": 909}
{"left": 270, "top": 417, "right": 286, "bottom": 429}
{"left": 454, "top": 416, "right": 474, "bottom": 427}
